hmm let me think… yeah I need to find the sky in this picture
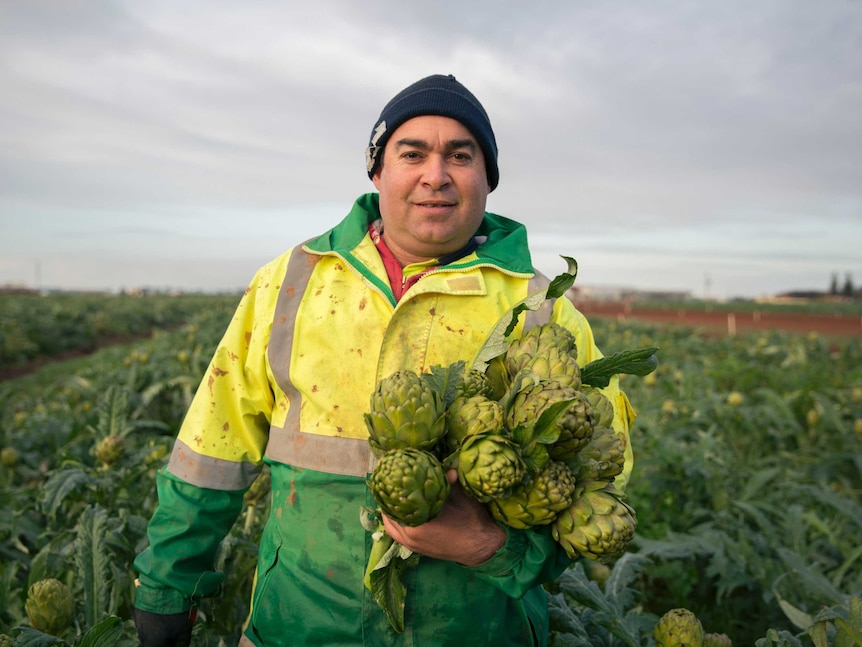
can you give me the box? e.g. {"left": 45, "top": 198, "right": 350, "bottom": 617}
{"left": 1, "top": 1, "right": 860, "bottom": 300}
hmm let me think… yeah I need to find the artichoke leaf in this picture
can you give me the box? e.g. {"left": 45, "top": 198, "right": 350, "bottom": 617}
{"left": 510, "top": 397, "right": 575, "bottom": 448}
{"left": 368, "top": 536, "right": 420, "bottom": 634}
{"left": 581, "top": 347, "right": 659, "bottom": 388}
{"left": 424, "top": 361, "right": 466, "bottom": 409}
{"left": 519, "top": 442, "right": 551, "bottom": 477}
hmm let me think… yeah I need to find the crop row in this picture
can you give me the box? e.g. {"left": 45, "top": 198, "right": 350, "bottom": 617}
{"left": 0, "top": 292, "right": 241, "bottom": 368}
{"left": 0, "top": 303, "right": 860, "bottom": 645}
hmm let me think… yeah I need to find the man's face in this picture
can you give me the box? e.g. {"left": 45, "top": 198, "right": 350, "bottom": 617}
{"left": 372, "top": 115, "right": 490, "bottom": 265}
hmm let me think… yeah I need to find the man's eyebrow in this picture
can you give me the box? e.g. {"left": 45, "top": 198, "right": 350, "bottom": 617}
{"left": 393, "top": 138, "right": 477, "bottom": 152}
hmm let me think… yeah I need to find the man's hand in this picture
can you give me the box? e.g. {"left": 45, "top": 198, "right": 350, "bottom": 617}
{"left": 381, "top": 469, "right": 506, "bottom": 566}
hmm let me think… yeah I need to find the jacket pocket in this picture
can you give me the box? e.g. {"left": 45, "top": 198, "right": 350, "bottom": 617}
{"left": 250, "top": 541, "right": 282, "bottom": 642}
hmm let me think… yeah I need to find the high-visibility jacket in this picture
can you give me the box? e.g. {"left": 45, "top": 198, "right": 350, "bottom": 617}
{"left": 133, "top": 193, "right": 636, "bottom": 646}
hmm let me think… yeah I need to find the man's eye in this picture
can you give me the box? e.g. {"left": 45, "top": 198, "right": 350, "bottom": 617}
{"left": 451, "top": 152, "right": 471, "bottom": 163}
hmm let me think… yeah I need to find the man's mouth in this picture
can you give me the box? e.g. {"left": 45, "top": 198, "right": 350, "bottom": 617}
{"left": 415, "top": 201, "right": 456, "bottom": 208}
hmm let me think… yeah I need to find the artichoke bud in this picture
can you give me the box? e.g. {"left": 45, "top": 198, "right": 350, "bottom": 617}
{"left": 552, "top": 481, "right": 637, "bottom": 561}
{"left": 654, "top": 608, "right": 705, "bottom": 647}
{"left": 581, "top": 386, "right": 615, "bottom": 428}
{"left": 25, "top": 578, "right": 75, "bottom": 636}
{"left": 548, "top": 391, "right": 595, "bottom": 462}
{"left": 506, "top": 379, "right": 580, "bottom": 431}
{"left": 489, "top": 460, "right": 576, "bottom": 529}
{"left": 704, "top": 633, "right": 733, "bottom": 647}
{"left": 365, "top": 370, "right": 447, "bottom": 456}
{"left": 446, "top": 395, "right": 505, "bottom": 453}
{"left": 567, "top": 425, "right": 626, "bottom": 482}
{"left": 457, "top": 432, "right": 527, "bottom": 502}
{"left": 1, "top": 446, "right": 19, "bottom": 467}
{"left": 368, "top": 448, "right": 450, "bottom": 526}
{"left": 457, "top": 369, "right": 495, "bottom": 399}
{"left": 505, "top": 322, "right": 578, "bottom": 376}
{"left": 518, "top": 346, "right": 582, "bottom": 389}
{"left": 94, "top": 435, "right": 125, "bottom": 466}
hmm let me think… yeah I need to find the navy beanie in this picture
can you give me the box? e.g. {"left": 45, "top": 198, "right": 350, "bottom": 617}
{"left": 366, "top": 74, "right": 499, "bottom": 191}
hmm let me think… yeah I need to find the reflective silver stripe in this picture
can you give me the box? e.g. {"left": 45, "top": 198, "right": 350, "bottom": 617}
{"left": 265, "top": 425, "right": 376, "bottom": 477}
{"left": 167, "top": 438, "right": 261, "bottom": 490}
{"left": 268, "top": 247, "right": 319, "bottom": 436}
{"left": 524, "top": 271, "right": 554, "bottom": 331}
{"left": 264, "top": 248, "right": 376, "bottom": 475}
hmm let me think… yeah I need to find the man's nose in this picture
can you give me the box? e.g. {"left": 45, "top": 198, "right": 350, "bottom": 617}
{"left": 421, "top": 155, "right": 451, "bottom": 189}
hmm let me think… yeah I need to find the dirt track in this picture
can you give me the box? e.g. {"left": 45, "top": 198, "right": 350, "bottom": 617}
{"left": 572, "top": 301, "right": 862, "bottom": 338}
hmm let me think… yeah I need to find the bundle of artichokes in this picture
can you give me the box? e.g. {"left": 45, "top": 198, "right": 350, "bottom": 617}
{"left": 362, "top": 293, "right": 657, "bottom": 632}
{"left": 365, "top": 322, "right": 647, "bottom": 565}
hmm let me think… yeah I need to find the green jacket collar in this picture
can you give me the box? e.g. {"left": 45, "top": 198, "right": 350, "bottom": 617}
{"left": 303, "top": 193, "right": 534, "bottom": 275}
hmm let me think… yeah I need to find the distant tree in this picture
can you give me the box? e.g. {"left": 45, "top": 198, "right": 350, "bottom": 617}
{"left": 829, "top": 272, "right": 839, "bottom": 295}
{"left": 842, "top": 272, "right": 854, "bottom": 297}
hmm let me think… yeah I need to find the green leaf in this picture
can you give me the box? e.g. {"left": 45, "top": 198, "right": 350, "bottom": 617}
{"left": 504, "top": 256, "right": 578, "bottom": 337}
{"left": 9, "top": 627, "right": 69, "bottom": 646}
{"left": 88, "top": 385, "right": 135, "bottom": 438}
{"left": 368, "top": 541, "right": 420, "bottom": 633}
{"left": 423, "top": 362, "right": 465, "bottom": 408}
{"left": 545, "top": 256, "right": 579, "bottom": 299}
{"left": 75, "top": 616, "right": 124, "bottom": 647}
{"left": 520, "top": 442, "right": 550, "bottom": 476}
{"left": 531, "top": 398, "right": 576, "bottom": 445}
{"left": 511, "top": 397, "right": 571, "bottom": 453}
{"left": 74, "top": 505, "right": 113, "bottom": 629}
{"left": 41, "top": 468, "right": 97, "bottom": 519}
{"left": 580, "top": 347, "right": 659, "bottom": 388}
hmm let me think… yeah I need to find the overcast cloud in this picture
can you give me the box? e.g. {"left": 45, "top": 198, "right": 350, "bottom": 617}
{"left": 1, "top": 0, "right": 860, "bottom": 298}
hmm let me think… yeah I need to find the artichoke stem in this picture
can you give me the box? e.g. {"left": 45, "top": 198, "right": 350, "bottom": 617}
{"left": 364, "top": 522, "right": 393, "bottom": 590}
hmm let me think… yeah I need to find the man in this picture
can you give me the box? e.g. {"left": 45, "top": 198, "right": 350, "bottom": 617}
{"left": 133, "top": 74, "right": 635, "bottom": 646}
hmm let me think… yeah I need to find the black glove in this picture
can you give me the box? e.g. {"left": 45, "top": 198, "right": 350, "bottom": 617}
{"left": 133, "top": 608, "right": 193, "bottom": 647}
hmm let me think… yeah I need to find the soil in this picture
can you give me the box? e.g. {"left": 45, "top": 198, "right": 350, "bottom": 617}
{"left": 572, "top": 301, "right": 862, "bottom": 338}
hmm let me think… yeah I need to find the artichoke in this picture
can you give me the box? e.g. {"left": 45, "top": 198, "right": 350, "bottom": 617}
{"left": 457, "top": 432, "right": 527, "bottom": 502}
{"left": 552, "top": 480, "right": 637, "bottom": 561}
{"left": 446, "top": 395, "right": 505, "bottom": 453}
{"left": 654, "top": 608, "right": 705, "bottom": 647}
{"left": 488, "top": 460, "right": 576, "bottom": 529}
{"left": 0, "top": 635, "right": 11, "bottom": 647}
{"left": 567, "top": 425, "right": 626, "bottom": 483}
{"left": 457, "top": 368, "right": 495, "bottom": 400}
{"left": 364, "top": 370, "right": 447, "bottom": 456}
{"left": 507, "top": 380, "right": 595, "bottom": 462}
{"left": 704, "top": 633, "right": 733, "bottom": 647}
{"left": 368, "top": 448, "right": 450, "bottom": 526}
{"left": 518, "top": 345, "right": 582, "bottom": 389}
{"left": 581, "top": 385, "right": 615, "bottom": 428}
{"left": 548, "top": 390, "right": 595, "bottom": 462}
{"left": 25, "top": 578, "right": 75, "bottom": 636}
{"left": 1, "top": 446, "right": 19, "bottom": 467}
{"left": 505, "top": 322, "right": 578, "bottom": 375}
{"left": 95, "top": 435, "right": 125, "bottom": 466}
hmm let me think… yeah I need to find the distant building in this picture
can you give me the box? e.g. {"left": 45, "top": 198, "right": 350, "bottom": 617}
{"left": 568, "top": 285, "right": 692, "bottom": 302}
